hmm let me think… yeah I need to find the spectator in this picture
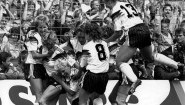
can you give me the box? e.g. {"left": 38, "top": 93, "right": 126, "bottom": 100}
{"left": 156, "top": 18, "right": 174, "bottom": 53}
{"left": 0, "top": 51, "right": 24, "bottom": 80}
{"left": 173, "top": 27, "right": 185, "bottom": 80}
{"left": 179, "top": 20, "right": 185, "bottom": 30}
{"left": 86, "top": 0, "right": 109, "bottom": 26}
{"left": 0, "top": 51, "right": 12, "bottom": 73}
{"left": 174, "top": 27, "right": 185, "bottom": 63}
{"left": 0, "top": 17, "right": 10, "bottom": 35}
{"left": 1, "top": 27, "right": 25, "bottom": 58}
{"left": 162, "top": 3, "right": 180, "bottom": 34}
{"left": 154, "top": 53, "right": 180, "bottom": 80}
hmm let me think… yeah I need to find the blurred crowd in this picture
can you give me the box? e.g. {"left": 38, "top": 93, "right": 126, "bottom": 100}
{"left": 0, "top": 0, "right": 185, "bottom": 81}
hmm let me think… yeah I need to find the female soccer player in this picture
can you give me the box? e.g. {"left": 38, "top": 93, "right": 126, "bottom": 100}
{"left": 78, "top": 23, "right": 110, "bottom": 105}
{"left": 104, "top": 0, "right": 183, "bottom": 96}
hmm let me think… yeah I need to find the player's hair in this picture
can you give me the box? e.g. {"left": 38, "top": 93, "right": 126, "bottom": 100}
{"left": 101, "top": 26, "right": 114, "bottom": 39}
{"left": 74, "top": 24, "right": 85, "bottom": 36}
{"left": 84, "top": 23, "right": 103, "bottom": 41}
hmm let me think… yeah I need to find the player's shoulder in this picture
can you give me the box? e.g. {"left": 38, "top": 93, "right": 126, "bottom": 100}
{"left": 83, "top": 41, "right": 93, "bottom": 49}
{"left": 112, "top": 2, "right": 127, "bottom": 14}
{"left": 101, "top": 40, "right": 108, "bottom": 46}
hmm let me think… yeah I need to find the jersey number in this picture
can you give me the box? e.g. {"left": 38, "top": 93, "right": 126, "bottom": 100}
{"left": 120, "top": 3, "right": 138, "bottom": 18}
{"left": 95, "top": 44, "right": 106, "bottom": 61}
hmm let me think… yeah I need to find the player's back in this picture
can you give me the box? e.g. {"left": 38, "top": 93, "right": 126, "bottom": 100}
{"left": 83, "top": 40, "right": 110, "bottom": 73}
{"left": 111, "top": 1, "right": 143, "bottom": 30}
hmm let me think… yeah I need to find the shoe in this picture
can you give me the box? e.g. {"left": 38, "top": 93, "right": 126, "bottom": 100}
{"left": 128, "top": 79, "right": 142, "bottom": 95}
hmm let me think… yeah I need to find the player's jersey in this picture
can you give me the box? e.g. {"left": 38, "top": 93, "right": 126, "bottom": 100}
{"left": 83, "top": 40, "right": 110, "bottom": 73}
{"left": 111, "top": 1, "right": 143, "bottom": 31}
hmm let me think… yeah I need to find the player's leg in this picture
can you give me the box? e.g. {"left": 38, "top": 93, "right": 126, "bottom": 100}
{"left": 79, "top": 71, "right": 94, "bottom": 105}
{"left": 116, "top": 83, "right": 131, "bottom": 105}
{"left": 116, "top": 44, "right": 138, "bottom": 83}
{"left": 140, "top": 44, "right": 179, "bottom": 69}
{"left": 29, "top": 78, "right": 43, "bottom": 103}
{"left": 109, "top": 80, "right": 121, "bottom": 105}
{"left": 30, "top": 64, "right": 49, "bottom": 103}
{"left": 89, "top": 93, "right": 102, "bottom": 105}
{"left": 39, "top": 85, "right": 61, "bottom": 105}
{"left": 116, "top": 44, "right": 141, "bottom": 94}
{"left": 79, "top": 88, "right": 91, "bottom": 105}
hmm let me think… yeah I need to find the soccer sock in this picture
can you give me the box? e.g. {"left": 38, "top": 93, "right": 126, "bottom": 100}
{"left": 154, "top": 53, "right": 178, "bottom": 69}
{"left": 119, "top": 63, "right": 137, "bottom": 83}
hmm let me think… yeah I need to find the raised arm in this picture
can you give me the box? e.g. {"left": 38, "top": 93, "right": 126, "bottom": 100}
{"left": 1, "top": 3, "right": 15, "bottom": 19}
{"left": 44, "top": 0, "right": 54, "bottom": 11}
{"left": 59, "top": 0, "right": 66, "bottom": 24}
{"left": 22, "top": 0, "right": 28, "bottom": 21}
{"left": 37, "top": 0, "right": 45, "bottom": 14}
{"left": 0, "top": 5, "right": 3, "bottom": 21}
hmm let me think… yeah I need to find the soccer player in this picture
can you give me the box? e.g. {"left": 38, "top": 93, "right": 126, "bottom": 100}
{"left": 78, "top": 23, "right": 110, "bottom": 105}
{"left": 104, "top": 0, "right": 182, "bottom": 95}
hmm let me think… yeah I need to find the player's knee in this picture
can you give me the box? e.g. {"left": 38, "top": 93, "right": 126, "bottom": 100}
{"left": 149, "top": 53, "right": 156, "bottom": 62}
{"left": 116, "top": 61, "right": 129, "bottom": 71}
{"left": 116, "top": 60, "right": 125, "bottom": 69}
{"left": 38, "top": 98, "right": 46, "bottom": 105}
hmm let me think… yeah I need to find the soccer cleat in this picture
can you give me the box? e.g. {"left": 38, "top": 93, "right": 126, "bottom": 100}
{"left": 128, "top": 79, "right": 142, "bottom": 95}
